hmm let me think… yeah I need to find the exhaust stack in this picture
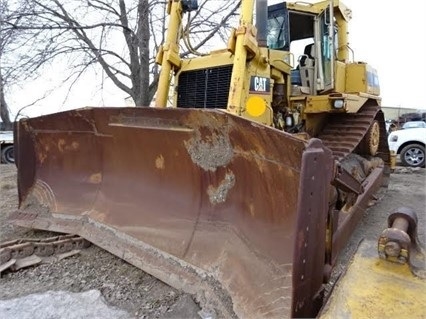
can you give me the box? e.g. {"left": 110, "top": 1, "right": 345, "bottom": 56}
{"left": 256, "top": 0, "right": 268, "bottom": 47}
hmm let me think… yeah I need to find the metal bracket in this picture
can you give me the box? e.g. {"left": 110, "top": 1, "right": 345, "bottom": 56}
{"left": 331, "top": 162, "right": 364, "bottom": 195}
{"left": 378, "top": 207, "right": 426, "bottom": 279}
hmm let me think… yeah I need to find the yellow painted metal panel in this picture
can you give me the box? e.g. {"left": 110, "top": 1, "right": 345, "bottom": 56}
{"left": 334, "top": 61, "right": 346, "bottom": 93}
{"left": 304, "top": 95, "right": 331, "bottom": 113}
{"left": 346, "top": 63, "right": 380, "bottom": 96}
{"left": 179, "top": 52, "right": 234, "bottom": 72}
{"left": 320, "top": 240, "right": 426, "bottom": 319}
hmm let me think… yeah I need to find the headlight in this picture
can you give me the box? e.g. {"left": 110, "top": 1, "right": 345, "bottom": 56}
{"left": 333, "top": 99, "right": 344, "bottom": 109}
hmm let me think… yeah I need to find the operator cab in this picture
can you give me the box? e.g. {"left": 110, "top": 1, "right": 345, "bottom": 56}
{"left": 267, "top": 3, "right": 336, "bottom": 94}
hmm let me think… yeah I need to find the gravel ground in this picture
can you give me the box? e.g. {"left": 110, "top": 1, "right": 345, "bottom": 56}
{"left": 0, "top": 162, "right": 425, "bottom": 318}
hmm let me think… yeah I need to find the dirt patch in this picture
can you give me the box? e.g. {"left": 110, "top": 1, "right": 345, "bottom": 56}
{"left": 207, "top": 171, "right": 236, "bottom": 205}
{"left": 185, "top": 130, "right": 233, "bottom": 171}
{"left": 1, "top": 163, "right": 425, "bottom": 318}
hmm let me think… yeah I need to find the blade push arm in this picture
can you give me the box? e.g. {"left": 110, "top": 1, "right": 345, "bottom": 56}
{"left": 155, "top": 1, "right": 198, "bottom": 108}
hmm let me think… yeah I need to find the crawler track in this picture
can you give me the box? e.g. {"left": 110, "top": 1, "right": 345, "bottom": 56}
{"left": 317, "top": 103, "right": 386, "bottom": 160}
{"left": 0, "top": 234, "right": 90, "bottom": 273}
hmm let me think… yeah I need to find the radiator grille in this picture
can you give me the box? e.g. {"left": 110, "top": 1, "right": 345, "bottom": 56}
{"left": 177, "top": 65, "right": 233, "bottom": 109}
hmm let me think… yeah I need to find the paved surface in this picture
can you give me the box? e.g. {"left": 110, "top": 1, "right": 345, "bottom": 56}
{"left": 0, "top": 290, "right": 132, "bottom": 319}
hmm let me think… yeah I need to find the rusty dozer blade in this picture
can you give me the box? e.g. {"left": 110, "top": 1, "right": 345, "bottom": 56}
{"left": 12, "top": 107, "right": 335, "bottom": 318}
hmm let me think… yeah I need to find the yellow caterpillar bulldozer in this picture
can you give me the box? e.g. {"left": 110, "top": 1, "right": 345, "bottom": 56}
{"left": 11, "top": 0, "right": 405, "bottom": 317}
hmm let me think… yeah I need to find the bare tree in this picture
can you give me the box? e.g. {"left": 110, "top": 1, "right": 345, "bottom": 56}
{"left": 1, "top": 0, "right": 70, "bottom": 125}
{"left": 1, "top": 0, "right": 24, "bottom": 127}
{"left": 3, "top": 0, "right": 240, "bottom": 109}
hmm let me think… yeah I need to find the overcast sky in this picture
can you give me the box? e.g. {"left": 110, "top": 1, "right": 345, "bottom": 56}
{"left": 8, "top": 0, "right": 426, "bottom": 118}
{"left": 338, "top": 0, "right": 426, "bottom": 109}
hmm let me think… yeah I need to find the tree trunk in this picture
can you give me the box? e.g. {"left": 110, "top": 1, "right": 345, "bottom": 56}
{"left": 138, "top": 0, "right": 150, "bottom": 106}
{"left": 0, "top": 73, "right": 13, "bottom": 130}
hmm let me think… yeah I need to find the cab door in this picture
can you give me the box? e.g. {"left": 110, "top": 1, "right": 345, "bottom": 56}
{"left": 315, "top": 3, "right": 334, "bottom": 92}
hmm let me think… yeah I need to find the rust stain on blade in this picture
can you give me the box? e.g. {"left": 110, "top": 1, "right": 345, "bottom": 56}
{"left": 29, "top": 180, "right": 57, "bottom": 212}
{"left": 58, "top": 139, "right": 66, "bottom": 152}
